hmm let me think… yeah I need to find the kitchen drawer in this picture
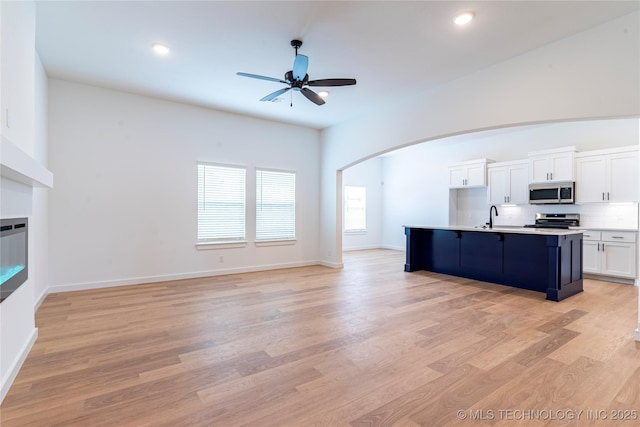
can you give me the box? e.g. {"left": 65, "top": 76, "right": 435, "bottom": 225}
{"left": 601, "top": 231, "right": 636, "bottom": 243}
{"left": 581, "top": 230, "right": 602, "bottom": 241}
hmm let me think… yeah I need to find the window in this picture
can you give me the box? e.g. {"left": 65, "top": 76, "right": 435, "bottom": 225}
{"left": 344, "top": 186, "right": 366, "bottom": 231}
{"left": 256, "top": 169, "right": 296, "bottom": 241}
{"left": 197, "top": 163, "right": 246, "bottom": 243}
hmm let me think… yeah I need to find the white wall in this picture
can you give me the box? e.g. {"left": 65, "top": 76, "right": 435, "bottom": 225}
{"left": 380, "top": 118, "right": 640, "bottom": 249}
{"left": 33, "top": 54, "right": 49, "bottom": 307}
{"left": 320, "top": 11, "right": 640, "bottom": 265}
{"left": 342, "top": 158, "right": 382, "bottom": 251}
{"left": 0, "top": 0, "right": 44, "bottom": 403}
{"left": 48, "top": 80, "right": 320, "bottom": 291}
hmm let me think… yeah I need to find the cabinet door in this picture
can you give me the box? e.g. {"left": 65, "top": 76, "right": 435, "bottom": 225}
{"left": 503, "top": 233, "right": 548, "bottom": 292}
{"left": 459, "top": 232, "right": 503, "bottom": 281}
{"left": 549, "top": 152, "right": 574, "bottom": 181}
{"left": 576, "top": 156, "right": 607, "bottom": 203}
{"left": 466, "top": 163, "right": 486, "bottom": 187}
{"left": 508, "top": 164, "right": 528, "bottom": 204}
{"left": 488, "top": 167, "right": 508, "bottom": 204}
{"left": 608, "top": 151, "right": 639, "bottom": 202}
{"left": 449, "top": 167, "right": 467, "bottom": 188}
{"left": 431, "top": 230, "right": 461, "bottom": 274}
{"left": 582, "top": 240, "right": 601, "bottom": 274}
{"left": 529, "top": 156, "right": 550, "bottom": 182}
{"left": 601, "top": 242, "right": 636, "bottom": 278}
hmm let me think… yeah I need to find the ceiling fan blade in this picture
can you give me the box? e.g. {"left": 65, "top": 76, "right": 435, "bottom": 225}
{"left": 292, "top": 54, "right": 309, "bottom": 81}
{"left": 301, "top": 88, "right": 325, "bottom": 105}
{"left": 236, "top": 72, "right": 288, "bottom": 84}
{"left": 260, "top": 87, "right": 291, "bottom": 102}
{"left": 307, "top": 78, "right": 357, "bottom": 87}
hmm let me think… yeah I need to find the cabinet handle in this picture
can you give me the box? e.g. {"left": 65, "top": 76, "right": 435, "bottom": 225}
{"left": 508, "top": 196, "right": 510, "bottom": 203}
{"left": 611, "top": 236, "right": 624, "bottom": 239}
{"left": 546, "top": 173, "right": 549, "bottom": 180}
{"left": 602, "top": 243, "right": 605, "bottom": 251}
{"left": 607, "top": 192, "right": 610, "bottom": 200}
{"left": 602, "top": 192, "right": 605, "bottom": 200}
{"left": 597, "top": 243, "right": 600, "bottom": 251}
{"left": 550, "top": 172, "right": 553, "bottom": 180}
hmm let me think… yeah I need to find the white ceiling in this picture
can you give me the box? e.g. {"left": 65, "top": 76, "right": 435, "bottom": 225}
{"left": 35, "top": 1, "right": 640, "bottom": 130}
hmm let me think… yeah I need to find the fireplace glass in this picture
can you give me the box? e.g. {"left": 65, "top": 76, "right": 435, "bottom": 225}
{"left": 1, "top": 218, "right": 28, "bottom": 303}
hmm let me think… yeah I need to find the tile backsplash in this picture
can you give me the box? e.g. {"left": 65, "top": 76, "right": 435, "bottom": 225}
{"left": 454, "top": 188, "right": 638, "bottom": 230}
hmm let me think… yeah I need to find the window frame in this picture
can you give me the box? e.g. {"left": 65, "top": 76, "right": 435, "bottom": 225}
{"left": 344, "top": 185, "right": 367, "bottom": 233}
{"left": 196, "top": 162, "right": 248, "bottom": 249}
{"left": 255, "top": 167, "right": 297, "bottom": 244}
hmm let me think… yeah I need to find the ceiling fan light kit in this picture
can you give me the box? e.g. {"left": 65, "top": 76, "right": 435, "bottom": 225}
{"left": 237, "top": 39, "right": 356, "bottom": 106}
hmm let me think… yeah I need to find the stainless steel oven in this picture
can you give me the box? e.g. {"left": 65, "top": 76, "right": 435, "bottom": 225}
{"left": 523, "top": 213, "right": 580, "bottom": 229}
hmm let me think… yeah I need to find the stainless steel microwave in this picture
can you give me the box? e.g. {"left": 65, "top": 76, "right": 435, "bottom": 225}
{"left": 528, "top": 181, "right": 575, "bottom": 204}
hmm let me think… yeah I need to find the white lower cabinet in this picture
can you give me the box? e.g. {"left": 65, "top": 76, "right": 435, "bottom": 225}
{"left": 582, "top": 230, "right": 637, "bottom": 279}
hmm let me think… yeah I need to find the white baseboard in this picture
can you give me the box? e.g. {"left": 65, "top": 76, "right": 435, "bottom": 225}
{"left": 49, "top": 260, "right": 323, "bottom": 293}
{"left": 318, "top": 260, "right": 344, "bottom": 269}
{"left": 343, "top": 244, "right": 382, "bottom": 251}
{"left": 1, "top": 327, "right": 38, "bottom": 404}
{"left": 343, "top": 245, "right": 406, "bottom": 252}
{"left": 34, "top": 288, "right": 48, "bottom": 310}
{"left": 635, "top": 327, "right": 640, "bottom": 342}
{"left": 380, "top": 244, "right": 405, "bottom": 251}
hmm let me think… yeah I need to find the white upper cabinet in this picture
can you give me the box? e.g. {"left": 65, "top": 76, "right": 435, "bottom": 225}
{"left": 448, "top": 159, "right": 493, "bottom": 188}
{"left": 487, "top": 160, "right": 528, "bottom": 205}
{"left": 575, "top": 146, "right": 639, "bottom": 203}
{"left": 528, "top": 147, "right": 576, "bottom": 183}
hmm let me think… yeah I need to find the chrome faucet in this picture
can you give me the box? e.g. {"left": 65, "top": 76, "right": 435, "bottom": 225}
{"left": 489, "top": 205, "right": 499, "bottom": 229}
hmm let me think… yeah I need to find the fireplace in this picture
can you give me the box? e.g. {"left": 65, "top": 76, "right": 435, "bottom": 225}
{"left": 0, "top": 218, "right": 28, "bottom": 303}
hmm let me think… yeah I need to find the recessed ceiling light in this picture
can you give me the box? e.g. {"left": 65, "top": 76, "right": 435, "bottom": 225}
{"left": 152, "top": 43, "right": 170, "bottom": 56}
{"left": 454, "top": 11, "right": 475, "bottom": 26}
{"left": 318, "top": 91, "right": 329, "bottom": 98}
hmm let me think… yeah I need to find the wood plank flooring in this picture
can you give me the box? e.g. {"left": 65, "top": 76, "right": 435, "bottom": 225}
{"left": 1, "top": 249, "right": 639, "bottom": 426}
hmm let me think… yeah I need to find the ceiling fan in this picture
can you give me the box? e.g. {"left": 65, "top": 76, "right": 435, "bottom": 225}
{"left": 236, "top": 39, "right": 356, "bottom": 106}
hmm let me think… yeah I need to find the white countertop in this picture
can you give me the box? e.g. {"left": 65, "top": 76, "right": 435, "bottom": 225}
{"left": 403, "top": 225, "right": 583, "bottom": 236}
{"left": 571, "top": 227, "right": 638, "bottom": 233}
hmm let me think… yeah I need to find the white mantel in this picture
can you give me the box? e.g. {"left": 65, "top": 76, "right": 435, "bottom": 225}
{"left": 1, "top": 135, "right": 53, "bottom": 403}
{"left": 1, "top": 136, "right": 53, "bottom": 188}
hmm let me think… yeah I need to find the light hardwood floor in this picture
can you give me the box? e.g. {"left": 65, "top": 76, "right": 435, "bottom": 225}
{"left": 1, "top": 249, "right": 639, "bottom": 426}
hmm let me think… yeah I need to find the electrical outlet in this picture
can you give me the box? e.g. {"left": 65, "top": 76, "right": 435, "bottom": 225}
{"left": 219, "top": 256, "right": 224, "bottom": 263}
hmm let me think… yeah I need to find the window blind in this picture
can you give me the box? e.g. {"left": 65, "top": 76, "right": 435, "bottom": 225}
{"left": 344, "top": 186, "right": 366, "bottom": 231}
{"left": 256, "top": 169, "right": 296, "bottom": 241}
{"left": 197, "top": 163, "right": 246, "bottom": 242}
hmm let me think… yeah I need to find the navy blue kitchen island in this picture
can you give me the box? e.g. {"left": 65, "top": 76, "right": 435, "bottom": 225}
{"left": 404, "top": 226, "right": 583, "bottom": 301}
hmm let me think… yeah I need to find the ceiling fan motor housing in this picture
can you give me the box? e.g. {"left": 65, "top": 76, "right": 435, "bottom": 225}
{"left": 285, "top": 70, "right": 309, "bottom": 88}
